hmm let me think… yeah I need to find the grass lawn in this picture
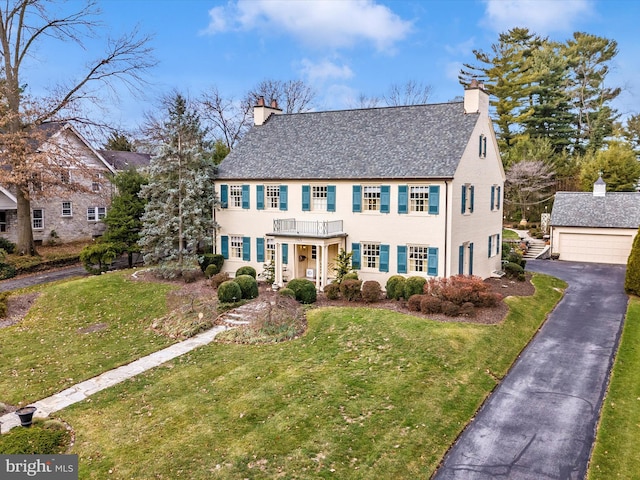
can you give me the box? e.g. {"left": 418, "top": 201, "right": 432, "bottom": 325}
{"left": 588, "top": 296, "right": 640, "bottom": 479}
{"left": 502, "top": 228, "right": 521, "bottom": 240}
{"left": 55, "top": 274, "right": 564, "bottom": 479}
{"left": 0, "top": 272, "right": 176, "bottom": 405}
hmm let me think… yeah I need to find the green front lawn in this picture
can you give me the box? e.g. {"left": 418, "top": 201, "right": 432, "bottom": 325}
{"left": 55, "top": 274, "right": 564, "bottom": 479}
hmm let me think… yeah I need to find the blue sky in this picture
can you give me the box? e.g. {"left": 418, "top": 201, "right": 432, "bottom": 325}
{"left": 24, "top": 0, "right": 640, "bottom": 132}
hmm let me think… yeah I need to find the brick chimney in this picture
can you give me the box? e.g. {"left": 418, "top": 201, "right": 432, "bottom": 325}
{"left": 464, "top": 79, "right": 489, "bottom": 116}
{"left": 254, "top": 96, "right": 282, "bottom": 126}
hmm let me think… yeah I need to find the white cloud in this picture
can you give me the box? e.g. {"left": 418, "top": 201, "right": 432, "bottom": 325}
{"left": 445, "top": 37, "right": 476, "bottom": 56}
{"left": 202, "top": 0, "right": 413, "bottom": 52}
{"left": 482, "top": 0, "right": 594, "bottom": 34}
{"left": 299, "top": 58, "right": 354, "bottom": 83}
{"left": 445, "top": 61, "right": 464, "bottom": 82}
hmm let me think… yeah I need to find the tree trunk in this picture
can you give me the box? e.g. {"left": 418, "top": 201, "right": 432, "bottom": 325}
{"left": 16, "top": 188, "right": 37, "bottom": 256}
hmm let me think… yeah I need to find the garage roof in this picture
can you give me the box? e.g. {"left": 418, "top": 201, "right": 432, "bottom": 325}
{"left": 551, "top": 191, "right": 640, "bottom": 229}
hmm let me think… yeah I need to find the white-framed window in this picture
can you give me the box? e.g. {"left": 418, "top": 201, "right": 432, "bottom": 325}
{"left": 62, "top": 201, "right": 72, "bottom": 217}
{"left": 491, "top": 185, "right": 501, "bottom": 211}
{"left": 488, "top": 234, "right": 500, "bottom": 257}
{"left": 312, "top": 185, "right": 327, "bottom": 211}
{"left": 230, "top": 235, "right": 243, "bottom": 259}
{"left": 266, "top": 237, "right": 276, "bottom": 262}
{"left": 363, "top": 186, "right": 381, "bottom": 211}
{"left": 409, "top": 245, "right": 428, "bottom": 273}
{"left": 266, "top": 185, "right": 280, "bottom": 209}
{"left": 60, "top": 169, "right": 71, "bottom": 184}
{"left": 410, "top": 186, "right": 429, "bottom": 212}
{"left": 32, "top": 209, "right": 43, "bottom": 230}
{"left": 311, "top": 245, "right": 317, "bottom": 260}
{"left": 362, "top": 242, "right": 380, "bottom": 270}
{"left": 87, "top": 206, "right": 107, "bottom": 222}
{"left": 92, "top": 173, "right": 103, "bottom": 192}
{"left": 229, "top": 185, "right": 242, "bottom": 208}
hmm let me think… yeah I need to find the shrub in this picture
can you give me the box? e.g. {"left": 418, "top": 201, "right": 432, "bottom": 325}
{"left": 235, "top": 266, "right": 257, "bottom": 278}
{"left": 0, "top": 291, "right": 9, "bottom": 318}
{"left": 259, "top": 260, "right": 275, "bottom": 285}
{"left": 211, "top": 272, "right": 230, "bottom": 289}
{"left": 420, "top": 296, "right": 442, "bottom": 314}
{"left": 0, "top": 237, "right": 16, "bottom": 254}
{"left": 181, "top": 267, "right": 201, "bottom": 283}
{"left": 459, "top": 302, "right": 476, "bottom": 317}
{"left": 0, "top": 421, "right": 71, "bottom": 454}
{"left": 0, "top": 263, "right": 16, "bottom": 280}
{"left": 324, "top": 282, "right": 341, "bottom": 300}
{"left": 217, "top": 280, "right": 243, "bottom": 303}
{"left": 340, "top": 279, "right": 362, "bottom": 301}
{"left": 504, "top": 262, "right": 525, "bottom": 280}
{"left": 441, "top": 300, "right": 460, "bottom": 317}
{"left": 361, "top": 280, "right": 382, "bottom": 303}
{"left": 407, "top": 294, "right": 424, "bottom": 312}
{"left": 386, "top": 275, "right": 406, "bottom": 300}
{"left": 287, "top": 278, "right": 317, "bottom": 304}
{"left": 333, "top": 249, "right": 353, "bottom": 284}
{"left": 80, "top": 242, "right": 121, "bottom": 275}
{"left": 425, "top": 275, "right": 502, "bottom": 307}
{"left": 625, "top": 227, "right": 640, "bottom": 295}
{"left": 505, "top": 250, "right": 526, "bottom": 268}
{"left": 343, "top": 272, "right": 359, "bottom": 281}
{"left": 233, "top": 274, "right": 259, "bottom": 299}
{"left": 278, "top": 287, "right": 296, "bottom": 299}
{"left": 404, "top": 276, "right": 427, "bottom": 299}
{"left": 199, "top": 253, "right": 224, "bottom": 273}
{"left": 204, "top": 264, "right": 219, "bottom": 278}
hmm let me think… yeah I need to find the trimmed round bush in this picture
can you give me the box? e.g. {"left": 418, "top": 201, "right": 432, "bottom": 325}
{"left": 342, "top": 272, "right": 359, "bottom": 281}
{"left": 404, "top": 276, "right": 427, "bottom": 299}
{"left": 340, "top": 279, "right": 362, "bottom": 301}
{"left": 199, "top": 253, "right": 224, "bottom": 273}
{"left": 234, "top": 274, "right": 259, "bottom": 299}
{"left": 361, "top": 280, "right": 382, "bottom": 303}
{"left": 204, "top": 264, "right": 219, "bottom": 278}
{"left": 407, "top": 294, "right": 424, "bottom": 312}
{"left": 420, "top": 296, "right": 442, "bottom": 314}
{"left": 278, "top": 287, "right": 296, "bottom": 299}
{"left": 459, "top": 302, "right": 476, "bottom": 317}
{"left": 504, "top": 262, "right": 525, "bottom": 279}
{"left": 441, "top": 300, "right": 460, "bottom": 317}
{"left": 324, "top": 282, "right": 341, "bottom": 300}
{"left": 385, "top": 275, "right": 406, "bottom": 300}
{"left": 217, "top": 280, "right": 242, "bottom": 303}
{"left": 235, "top": 266, "right": 257, "bottom": 278}
{"left": 287, "top": 278, "right": 317, "bottom": 304}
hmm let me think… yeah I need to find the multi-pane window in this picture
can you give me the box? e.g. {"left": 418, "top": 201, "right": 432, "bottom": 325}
{"left": 0, "top": 212, "right": 6, "bottom": 232}
{"left": 409, "top": 245, "right": 428, "bottom": 272}
{"left": 230, "top": 235, "right": 243, "bottom": 259}
{"left": 60, "top": 170, "right": 71, "bottom": 184}
{"left": 62, "top": 201, "right": 72, "bottom": 217}
{"left": 92, "top": 173, "right": 103, "bottom": 192}
{"left": 87, "top": 207, "right": 107, "bottom": 222}
{"left": 266, "top": 185, "right": 280, "bottom": 209}
{"left": 312, "top": 186, "right": 327, "bottom": 211}
{"left": 362, "top": 243, "right": 380, "bottom": 269}
{"left": 363, "top": 186, "right": 381, "bottom": 211}
{"left": 266, "top": 237, "right": 276, "bottom": 262}
{"left": 32, "top": 209, "right": 43, "bottom": 230}
{"left": 410, "top": 186, "right": 429, "bottom": 212}
{"left": 311, "top": 245, "right": 317, "bottom": 260}
{"left": 229, "top": 185, "right": 243, "bottom": 208}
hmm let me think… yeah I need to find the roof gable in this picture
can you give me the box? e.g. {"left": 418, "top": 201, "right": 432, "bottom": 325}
{"left": 218, "top": 102, "right": 480, "bottom": 180}
{"left": 551, "top": 192, "right": 640, "bottom": 229}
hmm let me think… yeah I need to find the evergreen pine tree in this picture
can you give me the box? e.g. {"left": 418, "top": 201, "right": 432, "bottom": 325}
{"left": 625, "top": 227, "right": 640, "bottom": 296}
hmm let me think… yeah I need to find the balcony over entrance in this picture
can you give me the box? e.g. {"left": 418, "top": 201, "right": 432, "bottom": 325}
{"left": 271, "top": 218, "right": 346, "bottom": 238}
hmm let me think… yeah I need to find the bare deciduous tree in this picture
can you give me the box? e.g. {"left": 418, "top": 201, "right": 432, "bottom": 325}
{"left": 505, "top": 160, "right": 555, "bottom": 223}
{"left": 384, "top": 80, "right": 432, "bottom": 106}
{"left": 198, "top": 86, "right": 252, "bottom": 150}
{"left": 249, "top": 79, "right": 316, "bottom": 113}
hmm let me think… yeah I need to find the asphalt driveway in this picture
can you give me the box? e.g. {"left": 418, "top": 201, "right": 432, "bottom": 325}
{"left": 433, "top": 260, "right": 628, "bottom": 480}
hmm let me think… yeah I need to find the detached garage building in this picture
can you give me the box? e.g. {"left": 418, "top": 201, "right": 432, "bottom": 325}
{"left": 550, "top": 178, "right": 640, "bottom": 265}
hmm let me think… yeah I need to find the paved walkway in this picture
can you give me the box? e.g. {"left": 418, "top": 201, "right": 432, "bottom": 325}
{"left": 434, "top": 260, "right": 628, "bottom": 479}
{"left": 0, "top": 265, "right": 88, "bottom": 292}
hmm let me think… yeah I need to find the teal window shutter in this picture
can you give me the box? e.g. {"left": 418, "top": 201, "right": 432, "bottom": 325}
{"left": 352, "top": 243, "right": 361, "bottom": 270}
{"left": 282, "top": 243, "right": 288, "bottom": 264}
{"left": 352, "top": 185, "right": 362, "bottom": 212}
{"left": 461, "top": 185, "right": 467, "bottom": 214}
{"left": 397, "top": 245, "right": 407, "bottom": 274}
{"left": 256, "top": 238, "right": 265, "bottom": 263}
{"left": 470, "top": 185, "right": 475, "bottom": 213}
{"left": 398, "top": 185, "right": 408, "bottom": 214}
{"left": 458, "top": 245, "right": 464, "bottom": 275}
{"left": 427, "top": 247, "right": 438, "bottom": 276}
{"left": 327, "top": 185, "right": 336, "bottom": 212}
{"left": 242, "top": 236, "right": 251, "bottom": 261}
{"left": 479, "top": 134, "right": 484, "bottom": 157}
{"left": 256, "top": 185, "right": 264, "bottom": 210}
{"left": 428, "top": 185, "right": 440, "bottom": 215}
{"left": 469, "top": 243, "right": 474, "bottom": 275}
{"left": 302, "top": 185, "right": 310, "bottom": 211}
{"left": 488, "top": 235, "right": 492, "bottom": 258}
{"left": 280, "top": 185, "right": 288, "bottom": 211}
{"left": 381, "top": 185, "right": 390, "bottom": 213}
{"left": 483, "top": 135, "right": 487, "bottom": 157}
{"left": 220, "top": 184, "right": 228, "bottom": 208}
{"left": 379, "top": 244, "right": 389, "bottom": 272}
{"left": 490, "top": 186, "right": 495, "bottom": 210}
{"left": 221, "top": 236, "right": 229, "bottom": 259}
{"left": 242, "top": 185, "right": 250, "bottom": 210}
{"left": 497, "top": 186, "right": 501, "bottom": 210}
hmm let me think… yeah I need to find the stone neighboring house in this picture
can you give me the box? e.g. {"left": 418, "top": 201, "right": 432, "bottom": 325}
{"left": 0, "top": 122, "right": 118, "bottom": 245}
{"left": 98, "top": 150, "right": 151, "bottom": 173}
{"left": 215, "top": 82, "right": 505, "bottom": 289}
{"left": 550, "top": 177, "right": 640, "bottom": 264}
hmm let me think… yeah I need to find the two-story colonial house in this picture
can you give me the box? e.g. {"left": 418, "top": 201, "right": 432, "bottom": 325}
{"left": 216, "top": 81, "right": 505, "bottom": 290}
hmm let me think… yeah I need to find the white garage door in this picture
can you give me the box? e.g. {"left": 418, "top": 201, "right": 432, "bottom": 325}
{"left": 558, "top": 232, "right": 633, "bottom": 264}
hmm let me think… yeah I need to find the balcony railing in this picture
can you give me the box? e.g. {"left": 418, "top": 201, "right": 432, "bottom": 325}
{"left": 272, "top": 218, "right": 344, "bottom": 237}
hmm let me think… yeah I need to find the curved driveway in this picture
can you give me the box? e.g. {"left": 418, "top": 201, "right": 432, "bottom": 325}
{"left": 434, "top": 260, "right": 628, "bottom": 480}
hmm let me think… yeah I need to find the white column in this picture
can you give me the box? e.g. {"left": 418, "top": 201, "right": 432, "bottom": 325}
{"left": 315, "top": 245, "right": 321, "bottom": 290}
{"left": 321, "top": 244, "right": 329, "bottom": 290}
{"left": 274, "top": 242, "right": 282, "bottom": 287}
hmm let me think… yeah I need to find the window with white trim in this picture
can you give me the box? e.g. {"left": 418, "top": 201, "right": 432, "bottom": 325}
{"left": 87, "top": 206, "right": 107, "bottom": 222}
{"left": 409, "top": 245, "right": 428, "bottom": 273}
{"left": 266, "top": 185, "right": 280, "bottom": 209}
{"left": 410, "top": 186, "right": 429, "bottom": 212}
{"left": 60, "top": 170, "right": 71, "bottom": 184}
{"left": 230, "top": 235, "right": 243, "bottom": 259}
{"left": 229, "top": 185, "right": 242, "bottom": 208}
{"left": 489, "top": 233, "right": 500, "bottom": 257}
{"left": 266, "top": 237, "right": 275, "bottom": 262}
{"left": 363, "top": 186, "right": 381, "bottom": 211}
{"left": 362, "top": 242, "right": 380, "bottom": 269}
{"left": 92, "top": 173, "right": 103, "bottom": 192}
{"left": 32, "top": 209, "right": 43, "bottom": 230}
{"left": 312, "top": 186, "right": 327, "bottom": 211}
{"left": 62, "top": 201, "right": 72, "bottom": 217}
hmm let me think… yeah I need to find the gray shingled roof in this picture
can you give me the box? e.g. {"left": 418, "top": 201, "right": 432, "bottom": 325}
{"left": 98, "top": 150, "right": 151, "bottom": 171}
{"left": 551, "top": 192, "right": 640, "bottom": 229}
{"left": 218, "top": 102, "right": 479, "bottom": 180}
